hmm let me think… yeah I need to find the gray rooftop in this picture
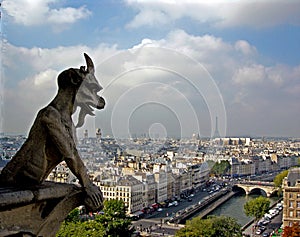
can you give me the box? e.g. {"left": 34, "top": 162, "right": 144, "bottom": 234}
{"left": 287, "top": 168, "right": 300, "bottom": 186}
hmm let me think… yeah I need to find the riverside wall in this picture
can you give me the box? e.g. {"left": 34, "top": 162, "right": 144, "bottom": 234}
{"left": 168, "top": 187, "right": 236, "bottom": 224}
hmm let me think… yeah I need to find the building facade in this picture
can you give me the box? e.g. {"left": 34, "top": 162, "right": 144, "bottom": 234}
{"left": 97, "top": 175, "right": 144, "bottom": 214}
{"left": 282, "top": 168, "right": 300, "bottom": 227}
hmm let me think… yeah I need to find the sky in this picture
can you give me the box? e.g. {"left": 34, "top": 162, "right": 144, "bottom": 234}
{"left": 0, "top": 0, "right": 300, "bottom": 139}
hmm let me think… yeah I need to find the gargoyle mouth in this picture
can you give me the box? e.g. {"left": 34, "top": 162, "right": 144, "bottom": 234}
{"left": 75, "top": 96, "right": 105, "bottom": 128}
{"left": 85, "top": 96, "right": 105, "bottom": 114}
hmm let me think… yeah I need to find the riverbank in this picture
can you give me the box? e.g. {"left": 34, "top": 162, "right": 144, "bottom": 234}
{"left": 168, "top": 187, "right": 235, "bottom": 224}
{"left": 241, "top": 198, "right": 283, "bottom": 236}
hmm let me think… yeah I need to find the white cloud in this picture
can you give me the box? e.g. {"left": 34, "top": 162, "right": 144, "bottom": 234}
{"left": 125, "top": 0, "right": 300, "bottom": 29}
{"left": 24, "top": 69, "right": 58, "bottom": 89}
{"left": 2, "top": 0, "right": 91, "bottom": 27}
{"left": 233, "top": 64, "right": 266, "bottom": 85}
{"left": 234, "top": 40, "right": 257, "bottom": 56}
{"left": 2, "top": 29, "right": 300, "bottom": 136}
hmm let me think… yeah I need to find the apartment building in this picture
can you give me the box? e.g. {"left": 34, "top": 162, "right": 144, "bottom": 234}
{"left": 153, "top": 171, "right": 168, "bottom": 203}
{"left": 96, "top": 175, "right": 144, "bottom": 214}
{"left": 47, "top": 162, "right": 76, "bottom": 183}
{"left": 282, "top": 168, "right": 300, "bottom": 227}
{"left": 133, "top": 172, "right": 156, "bottom": 207}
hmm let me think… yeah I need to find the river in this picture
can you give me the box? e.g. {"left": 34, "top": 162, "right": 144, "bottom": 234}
{"left": 194, "top": 193, "right": 279, "bottom": 226}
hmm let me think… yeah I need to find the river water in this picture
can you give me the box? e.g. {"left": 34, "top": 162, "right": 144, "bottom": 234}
{"left": 195, "top": 193, "right": 279, "bottom": 226}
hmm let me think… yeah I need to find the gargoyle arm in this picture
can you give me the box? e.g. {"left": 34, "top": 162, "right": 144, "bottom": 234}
{"left": 41, "top": 107, "right": 92, "bottom": 188}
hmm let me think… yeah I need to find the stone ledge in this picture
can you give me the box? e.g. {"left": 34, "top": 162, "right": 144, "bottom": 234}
{"left": 0, "top": 182, "right": 85, "bottom": 237}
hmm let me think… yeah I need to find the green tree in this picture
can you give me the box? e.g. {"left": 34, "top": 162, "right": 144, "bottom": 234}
{"left": 175, "top": 215, "right": 242, "bottom": 237}
{"left": 274, "top": 170, "right": 289, "bottom": 196}
{"left": 57, "top": 221, "right": 105, "bottom": 237}
{"left": 210, "top": 160, "right": 231, "bottom": 177}
{"left": 56, "top": 199, "right": 133, "bottom": 237}
{"left": 244, "top": 196, "right": 270, "bottom": 221}
{"left": 274, "top": 170, "right": 289, "bottom": 187}
{"left": 96, "top": 199, "right": 133, "bottom": 237}
{"left": 64, "top": 208, "right": 80, "bottom": 223}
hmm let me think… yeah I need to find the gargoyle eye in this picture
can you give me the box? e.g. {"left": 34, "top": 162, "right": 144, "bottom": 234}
{"left": 88, "top": 83, "right": 102, "bottom": 92}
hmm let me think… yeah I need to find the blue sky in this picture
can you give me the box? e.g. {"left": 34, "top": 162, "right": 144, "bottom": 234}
{"left": 1, "top": 0, "right": 300, "bottom": 138}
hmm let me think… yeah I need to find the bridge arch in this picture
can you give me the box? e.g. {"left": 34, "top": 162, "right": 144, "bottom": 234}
{"left": 247, "top": 187, "right": 267, "bottom": 197}
{"left": 233, "top": 183, "right": 278, "bottom": 198}
{"left": 232, "top": 185, "right": 246, "bottom": 195}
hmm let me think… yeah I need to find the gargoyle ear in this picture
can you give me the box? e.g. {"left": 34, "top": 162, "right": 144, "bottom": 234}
{"left": 70, "top": 69, "right": 83, "bottom": 86}
{"left": 80, "top": 66, "right": 86, "bottom": 73}
{"left": 84, "top": 53, "right": 95, "bottom": 74}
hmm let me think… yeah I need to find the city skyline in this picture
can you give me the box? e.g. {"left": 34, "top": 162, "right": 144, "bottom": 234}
{"left": 1, "top": 0, "right": 300, "bottom": 138}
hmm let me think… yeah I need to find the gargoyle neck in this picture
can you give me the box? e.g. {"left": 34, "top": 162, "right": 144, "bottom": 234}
{"left": 50, "top": 88, "right": 78, "bottom": 116}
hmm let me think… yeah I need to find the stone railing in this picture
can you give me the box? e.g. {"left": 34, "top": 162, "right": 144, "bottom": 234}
{"left": 0, "top": 182, "right": 84, "bottom": 237}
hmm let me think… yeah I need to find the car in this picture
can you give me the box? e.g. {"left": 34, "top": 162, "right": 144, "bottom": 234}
{"left": 157, "top": 208, "right": 163, "bottom": 212}
{"left": 262, "top": 232, "right": 270, "bottom": 237}
{"left": 262, "top": 220, "right": 270, "bottom": 225}
{"left": 259, "top": 226, "right": 266, "bottom": 231}
{"left": 255, "top": 229, "right": 262, "bottom": 235}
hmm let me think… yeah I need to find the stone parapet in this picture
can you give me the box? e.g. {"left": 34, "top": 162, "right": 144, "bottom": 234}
{"left": 0, "top": 182, "right": 84, "bottom": 237}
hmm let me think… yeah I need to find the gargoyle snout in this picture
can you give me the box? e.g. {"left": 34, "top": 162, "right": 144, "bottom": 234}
{"left": 96, "top": 96, "right": 105, "bottom": 109}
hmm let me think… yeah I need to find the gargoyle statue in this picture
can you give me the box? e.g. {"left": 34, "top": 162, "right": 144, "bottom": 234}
{"left": 0, "top": 53, "right": 105, "bottom": 211}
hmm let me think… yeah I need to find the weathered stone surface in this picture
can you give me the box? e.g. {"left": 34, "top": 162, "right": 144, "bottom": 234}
{"left": 0, "top": 182, "right": 84, "bottom": 237}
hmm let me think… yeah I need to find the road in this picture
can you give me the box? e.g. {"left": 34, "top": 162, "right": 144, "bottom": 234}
{"left": 146, "top": 189, "right": 212, "bottom": 220}
{"left": 132, "top": 186, "right": 221, "bottom": 235}
{"left": 243, "top": 210, "right": 282, "bottom": 237}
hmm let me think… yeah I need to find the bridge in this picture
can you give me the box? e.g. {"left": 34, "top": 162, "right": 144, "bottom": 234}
{"left": 234, "top": 181, "right": 279, "bottom": 197}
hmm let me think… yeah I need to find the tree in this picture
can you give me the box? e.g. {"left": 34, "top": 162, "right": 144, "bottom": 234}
{"left": 96, "top": 199, "right": 133, "bottom": 237}
{"left": 244, "top": 196, "right": 270, "bottom": 221}
{"left": 175, "top": 215, "right": 242, "bottom": 237}
{"left": 210, "top": 160, "right": 231, "bottom": 177}
{"left": 274, "top": 170, "right": 289, "bottom": 187}
{"left": 64, "top": 208, "right": 80, "bottom": 223}
{"left": 56, "top": 199, "right": 133, "bottom": 237}
{"left": 57, "top": 221, "right": 105, "bottom": 237}
{"left": 282, "top": 222, "right": 300, "bottom": 237}
{"left": 274, "top": 170, "right": 289, "bottom": 196}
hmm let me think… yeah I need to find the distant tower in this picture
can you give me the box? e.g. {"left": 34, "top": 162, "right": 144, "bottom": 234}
{"left": 96, "top": 128, "right": 102, "bottom": 142}
{"left": 213, "top": 116, "right": 220, "bottom": 139}
{"left": 84, "top": 129, "right": 88, "bottom": 139}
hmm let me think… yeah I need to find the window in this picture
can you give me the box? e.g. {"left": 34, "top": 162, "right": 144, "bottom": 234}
{"left": 297, "top": 201, "right": 300, "bottom": 208}
{"left": 297, "top": 211, "right": 300, "bottom": 218}
{"left": 290, "top": 201, "right": 294, "bottom": 208}
{"left": 290, "top": 193, "right": 293, "bottom": 199}
{"left": 290, "top": 211, "right": 294, "bottom": 217}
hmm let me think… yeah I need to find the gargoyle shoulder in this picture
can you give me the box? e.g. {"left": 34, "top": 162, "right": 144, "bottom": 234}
{"left": 38, "top": 106, "right": 62, "bottom": 124}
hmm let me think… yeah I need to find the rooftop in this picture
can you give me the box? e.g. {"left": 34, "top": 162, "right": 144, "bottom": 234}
{"left": 287, "top": 167, "right": 300, "bottom": 186}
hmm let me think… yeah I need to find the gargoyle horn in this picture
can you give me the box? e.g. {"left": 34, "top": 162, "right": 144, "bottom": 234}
{"left": 84, "top": 53, "right": 95, "bottom": 74}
